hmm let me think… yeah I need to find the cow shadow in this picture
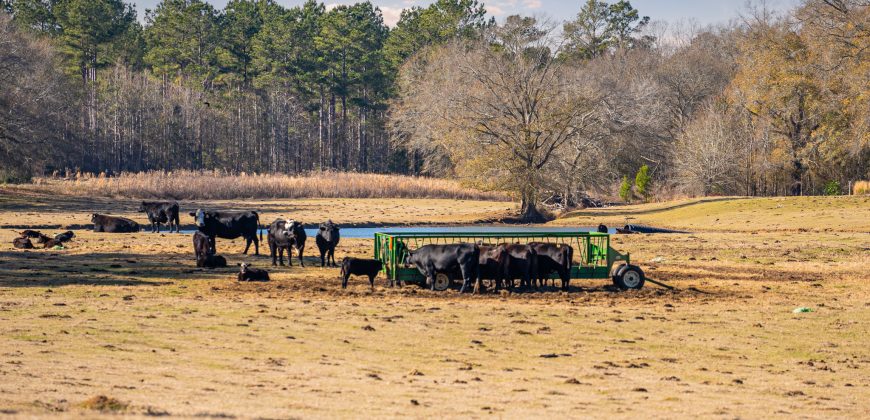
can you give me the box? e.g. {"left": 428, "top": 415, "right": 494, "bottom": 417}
{"left": 0, "top": 250, "right": 233, "bottom": 288}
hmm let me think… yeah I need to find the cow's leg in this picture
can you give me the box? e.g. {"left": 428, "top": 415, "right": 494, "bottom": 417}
{"left": 426, "top": 264, "right": 436, "bottom": 291}
{"left": 459, "top": 263, "right": 474, "bottom": 294}
{"left": 368, "top": 274, "right": 375, "bottom": 290}
{"left": 208, "top": 236, "right": 216, "bottom": 254}
{"left": 319, "top": 248, "right": 326, "bottom": 268}
{"left": 243, "top": 237, "right": 252, "bottom": 255}
{"left": 561, "top": 270, "right": 570, "bottom": 291}
{"left": 298, "top": 244, "right": 305, "bottom": 267}
{"left": 253, "top": 235, "right": 259, "bottom": 256}
{"left": 155, "top": 222, "right": 160, "bottom": 234}
{"left": 342, "top": 273, "right": 350, "bottom": 289}
{"left": 329, "top": 247, "right": 337, "bottom": 267}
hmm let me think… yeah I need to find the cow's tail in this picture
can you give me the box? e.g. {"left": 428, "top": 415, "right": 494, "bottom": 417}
{"left": 564, "top": 245, "right": 573, "bottom": 273}
{"left": 255, "top": 211, "right": 263, "bottom": 242}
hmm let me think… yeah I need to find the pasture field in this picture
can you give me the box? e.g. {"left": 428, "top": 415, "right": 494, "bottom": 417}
{"left": 0, "top": 192, "right": 868, "bottom": 418}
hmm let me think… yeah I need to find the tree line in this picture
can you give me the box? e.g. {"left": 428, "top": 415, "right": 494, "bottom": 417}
{"left": 391, "top": 0, "right": 869, "bottom": 219}
{"left": 1, "top": 0, "right": 868, "bottom": 218}
{"left": 0, "top": 0, "right": 491, "bottom": 180}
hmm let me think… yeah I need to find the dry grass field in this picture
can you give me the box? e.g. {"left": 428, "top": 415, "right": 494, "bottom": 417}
{"left": 0, "top": 192, "right": 868, "bottom": 418}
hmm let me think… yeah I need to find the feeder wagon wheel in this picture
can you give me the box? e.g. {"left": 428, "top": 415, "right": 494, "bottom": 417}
{"left": 431, "top": 272, "right": 452, "bottom": 291}
{"left": 612, "top": 264, "right": 645, "bottom": 290}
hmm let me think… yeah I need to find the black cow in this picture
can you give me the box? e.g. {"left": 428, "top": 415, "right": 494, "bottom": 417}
{"left": 340, "top": 257, "right": 383, "bottom": 290}
{"left": 478, "top": 244, "right": 508, "bottom": 292}
{"left": 268, "top": 219, "right": 306, "bottom": 266}
{"left": 13, "top": 237, "right": 33, "bottom": 249}
{"left": 193, "top": 231, "right": 226, "bottom": 268}
{"left": 190, "top": 209, "right": 261, "bottom": 255}
{"left": 237, "top": 263, "right": 269, "bottom": 282}
{"left": 530, "top": 242, "right": 573, "bottom": 291}
{"left": 35, "top": 233, "right": 52, "bottom": 244}
{"left": 406, "top": 243, "right": 480, "bottom": 293}
{"left": 91, "top": 214, "right": 140, "bottom": 233}
{"left": 138, "top": 201, "right": 180, "bottom": 233}
{"left": 18, "top": 230, "right": 43, "bottom": 238}
{"left": 202, "top": 254, "right": 227, "bottom": 268}
{"left": 502, "top": 243, "right": 538, "bottom": 290}
{"left": 315, "top": 220, "right": 340, "bottom": 267}
{"left": 54, "top": 231, "right": 75, "bottom": 243}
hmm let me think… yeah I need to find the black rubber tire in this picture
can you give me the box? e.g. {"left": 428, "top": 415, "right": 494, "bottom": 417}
{"left": 613, "top": 265, "right": 645, "bottom": 290}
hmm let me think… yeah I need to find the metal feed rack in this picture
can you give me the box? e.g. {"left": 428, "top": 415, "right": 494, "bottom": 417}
{"left": 373, "top": 230, "right": 644, "bottom": 290}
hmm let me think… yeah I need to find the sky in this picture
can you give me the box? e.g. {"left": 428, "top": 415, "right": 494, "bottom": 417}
{"left": 132, "top": 0, "right": 803, "bottom": 27}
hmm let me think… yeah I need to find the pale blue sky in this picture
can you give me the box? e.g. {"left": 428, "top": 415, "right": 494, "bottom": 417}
{"left": 132, "top": 0, "right": 803, "bottom": 27}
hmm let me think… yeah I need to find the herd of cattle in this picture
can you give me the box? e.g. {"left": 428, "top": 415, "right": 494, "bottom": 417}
{"left": 12, "top": 200, "right": 579, "bottom": 293}
{"left": 403, "top": 242, "right": 573, "bottom": 294}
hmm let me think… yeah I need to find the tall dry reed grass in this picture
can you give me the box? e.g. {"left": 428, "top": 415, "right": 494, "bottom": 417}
{"left": 28, "top": 171, "right": 509, "bottom": 201}
{"left": 854, "top": 180, "right": 870, "bottom": 195}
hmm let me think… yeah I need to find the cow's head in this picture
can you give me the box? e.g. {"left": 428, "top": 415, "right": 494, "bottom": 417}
{"left": 137, "top": 202, "right": 146, "bottom": 212}
{"left": 273, "top": 219, "right": 293, "bottom": 240}
{"left": 90, "top": 214, "right": 99, "bottom": 223}
{"left": 238, "top": 262, "right": 251, "bottom": 273}
{"left": 319, "top": 220, "right": 339, "bottom": 242}
{"left": 404, "top": 250, "right": 416, "bottom": 268}
{"left": 190, "top": 209, "right": 206, "bottom": 227}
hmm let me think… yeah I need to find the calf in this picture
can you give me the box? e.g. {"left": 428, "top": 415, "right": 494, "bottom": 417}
{"left": 13, "top": 237, "right": 33, "bottom": 249}
{"left": 315, "top": 220, "right": 340, "bottom": 267}
{"left": 54, "top": 231, "right": 75, "bottom": 243}
{"left": 268, "top": 219, "right": 306, "bottom": 266}
{"left": 18, "top": 230, "right": 43, "bottom": 238}
{"left": 35, "top": 233, "right": 52, "bottom": 244}
{"left": 190, "top": 209, "right": 261, "bottom": 255}
{"left": 530, "top": 242, "right": 573, "bottom": 291}
{"left": 200, "top": 254, "right": 227, "bottom": 269}
{"left": 92, "top": 214, "right": 140, "bottom": 233}
{"left": 193, "top": 231, "right": 220, "bottom": 268}
{"left": 138, "top": 201, "right": 181, "bottom": 233}
{"left": 340, "top": 257, "right": 383, "bottom": 290}
{"left": 406, "top": 243, "right": 481, "bottom": 293}
{"left": 237, "top": 263, "right": 269, "bottom": 282}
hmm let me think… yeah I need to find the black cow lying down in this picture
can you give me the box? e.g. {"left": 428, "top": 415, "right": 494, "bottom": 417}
{"left": 13, "top": 237, "right": 33, "bottom": 249}
{"left": 193, "top": 231, "right": 226, "bottom": 268}
{"left": 54, "top": 231, "right": 75, "bottom": 243}
{"left": 139, "top": 201, "right": 180, "bottom": 233}
{"left": 237, "top": 263, "right": 269, "bottom": 282}
{"left": 191, "top": 209, "right": 261, "bottom": 255}
{"left": 341, "top": 257, "right": 383, "bottom": 289}
{"left": 92, "top": 214, "right": 140, "bottom": 233}
{"left": 406, "top": 244, "right": 481, "bottom": 293}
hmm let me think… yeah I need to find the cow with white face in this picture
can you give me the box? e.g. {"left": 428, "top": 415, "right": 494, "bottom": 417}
{"left": 189, "top": 209, "right": 262, "bottom": 255}
{"left": 267, "top": 218, "right": 307, "bottom": 266}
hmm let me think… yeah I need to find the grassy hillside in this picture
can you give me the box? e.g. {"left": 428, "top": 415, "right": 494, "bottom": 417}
{"left": 555, "top": 196, "right": 870, "bottom": 232}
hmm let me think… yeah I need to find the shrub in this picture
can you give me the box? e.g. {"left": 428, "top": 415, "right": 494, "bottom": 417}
{"left": 854, "top": 180, "right": 870, "bottom": 195}
{"left": 635, "top": 165, "right": 651, "bottom": 201}
{"left": 619, "top": 175, "right": 633, "bottom": 203}
{"left": 824, "top": 180, "right": 841, "bottom": 196}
